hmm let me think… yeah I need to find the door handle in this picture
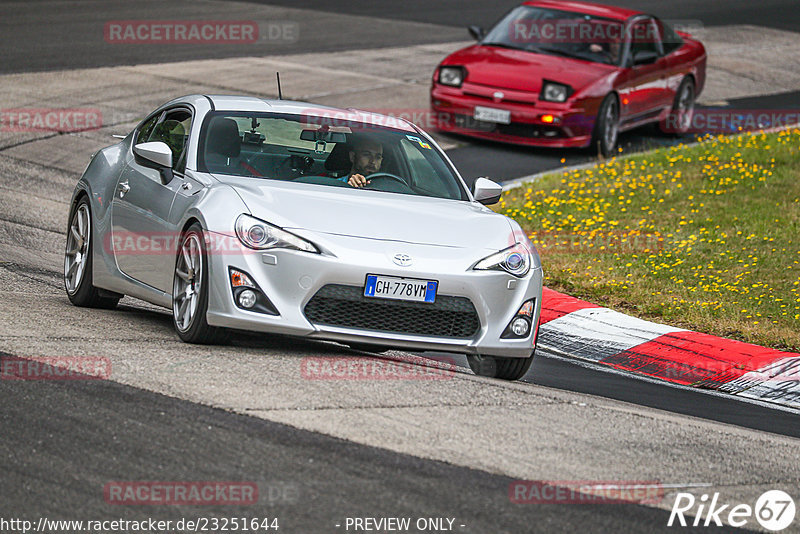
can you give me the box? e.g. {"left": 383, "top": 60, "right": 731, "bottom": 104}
{"left": 119, "top": 181, "right": 130, "bottom": 198}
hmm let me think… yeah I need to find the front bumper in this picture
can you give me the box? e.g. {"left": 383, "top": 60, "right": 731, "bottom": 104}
{"left": 204, "top": 231, "right": 543, "bottom": 358}
{"left": 431, "top": 84, "right": 593, "bottom": 148}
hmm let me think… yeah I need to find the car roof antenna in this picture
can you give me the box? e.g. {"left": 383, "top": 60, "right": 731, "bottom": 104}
{"left": 276, "top": 72, "right": 283, "bottom": 100}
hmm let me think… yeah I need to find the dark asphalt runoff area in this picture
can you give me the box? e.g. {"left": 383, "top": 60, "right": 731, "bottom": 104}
{"left": 234, "top": 0, "right": 800, "bottom": 33}
{"left": 4, "top": 0, "right": 797, "bottom": 74}
{"left": 0, "top": 366, "right": 750, "bottom": 534}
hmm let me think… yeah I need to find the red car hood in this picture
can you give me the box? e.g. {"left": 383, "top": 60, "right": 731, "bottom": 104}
{"left": 445, "top": 44, "right": 615, "bottom": 94}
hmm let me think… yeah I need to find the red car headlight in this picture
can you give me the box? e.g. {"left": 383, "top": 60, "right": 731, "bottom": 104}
{"left": 438, "top": 66, "right": 466, "bottom": 87}
{"left": 541, "top": 81, "right": 573, "bottom": 103}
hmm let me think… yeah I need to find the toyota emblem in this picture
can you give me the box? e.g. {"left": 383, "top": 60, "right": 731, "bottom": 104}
{"left": 493, "top": 91, "right": 504, "bottom": 102}
{"left": 393, "top": 253, "right": 413, "bottom": 266}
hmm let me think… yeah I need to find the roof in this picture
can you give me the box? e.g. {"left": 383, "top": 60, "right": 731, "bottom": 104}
{"left": 522, "top": 0, "right": 643, "bottom": 22}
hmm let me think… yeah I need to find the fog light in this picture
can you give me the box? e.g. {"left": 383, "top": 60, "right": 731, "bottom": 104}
{"left": 238, "top": 289, "right": 257, "bottom": 309}
{"left": 501, "top": 298, "right": 537, "bottom": 339}
{"left": 510, "top": 317, "right": 530, "bottom": 336}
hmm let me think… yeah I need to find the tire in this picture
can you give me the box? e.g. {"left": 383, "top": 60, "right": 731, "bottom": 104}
{"left": 172, "top": 223, "right": 229, "bottom": 344}
{"left": 660, "top": 77, "right": 695, "bottom": 135}
{"left": 467, "top": 350, "right": 535, "bottom": 381}
{"left": 64, "top": 197, "right": 120, "bottom": 309}
{"left": 591, "top": 94, "right": 620, "bottom": 158}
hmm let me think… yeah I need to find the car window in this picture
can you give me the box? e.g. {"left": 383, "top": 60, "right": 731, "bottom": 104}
{"left": 399, "top": 138, "right": 459, "bottom": 198}
{"left": 628, "top": 19, "right": 661, "bottom": 65}
{"left": 657, "top": 18, "right": 683, "bottom": 55}
{"left": 199, "top": 112, "right": 468, "bottom": 201}
{"left": 229, "top": 116, "right": 335, "bottom": 154}
{"left": 147, "top": 109, "right": 192, "bottom": 172}
{"left": 480, "top": 5, "right": 624, "bottom": 65}
{"left": 135, "top": 114, "right": 159, "bottom": 145}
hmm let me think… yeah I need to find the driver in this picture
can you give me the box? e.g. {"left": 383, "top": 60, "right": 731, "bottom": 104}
{"left": 344, "top": 134, "right": 383, "bottom": 188}
{"left": 589, "top": 40, "right": 621, "bottom": 63}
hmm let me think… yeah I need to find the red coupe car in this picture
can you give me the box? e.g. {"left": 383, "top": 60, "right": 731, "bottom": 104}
{"left": 430, "top": 0, "right": 706, "bottom": 155}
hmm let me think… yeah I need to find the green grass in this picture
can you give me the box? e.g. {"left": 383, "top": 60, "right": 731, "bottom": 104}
{"left": 498, "top": 129, "right": 800, "bottom": 351}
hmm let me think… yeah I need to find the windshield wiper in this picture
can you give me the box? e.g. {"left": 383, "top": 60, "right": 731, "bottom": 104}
{"left": 481, "top": 41, "right": 526, "bottom": 51}
{"left": 533, "top": 46, "right": 586, "bottom": 60}
{"left": 483, "top": 42, "right": 589, "bottom": 61}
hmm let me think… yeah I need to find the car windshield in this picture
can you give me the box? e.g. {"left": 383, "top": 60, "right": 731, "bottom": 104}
{"left": 482, "top": 6, "right": 625, "bottom": 65}
{"left": 198, "top": 111, "right": 468, "bottom": 201}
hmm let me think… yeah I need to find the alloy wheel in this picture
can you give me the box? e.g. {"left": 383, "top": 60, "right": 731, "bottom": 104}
{"left": 64, "top": 203, "right": 90, "bottom": 294}
{"left": 173, "top": 233, "right": 203, "bottom": 332}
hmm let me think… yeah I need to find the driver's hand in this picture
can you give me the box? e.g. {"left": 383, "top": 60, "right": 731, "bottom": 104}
{"left": 347, "top": 173, "right": 370, "bottom": 188}
{"left": 589, "top": 43, "right": 603, "bottom": 53}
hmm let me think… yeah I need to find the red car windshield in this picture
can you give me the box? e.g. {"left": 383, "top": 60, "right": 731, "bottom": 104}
{"left": 482, "top": 6, "right": 626, "bottom": 65}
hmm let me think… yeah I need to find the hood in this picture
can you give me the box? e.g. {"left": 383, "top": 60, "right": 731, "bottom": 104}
{"left": 444, "top": 44, "right": 615, "bottom": 94}
{"left": 217, "top": 176, "right": 514, "bottom": 251}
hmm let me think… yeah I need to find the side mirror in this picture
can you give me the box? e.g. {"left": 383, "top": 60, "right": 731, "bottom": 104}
{"left": 133, "top": 141, "right": 174, "bottom": 184}
{"left": 472, "top": 177, "right": 502, "bottom": 205}
{"left": 468, "top": 25, "right": 485, "bottom": 41}
{"left": 632, "top": 50, "right": 659, "bottom": 66}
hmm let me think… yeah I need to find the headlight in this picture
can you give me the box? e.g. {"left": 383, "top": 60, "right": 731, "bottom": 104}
{"left": 473, "top": 243, "right": 531, "bottom": 277}
{"left": 541, "top": 81, "right": 572, "bottom": 103}
{"left": 235, "top": 214, "right": 318, "bottom": 253}
{"left": 438, "top": 66, "right": 465, "bottom": 87}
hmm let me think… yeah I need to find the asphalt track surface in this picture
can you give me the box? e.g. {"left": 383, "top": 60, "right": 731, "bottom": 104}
{"left": 2, "top": 371, "right": 747, "bottom": 534}
{"left": 1, "top": 2, "right": 799, "bottom": 533}
{"left": 3, "top": 0, "right": 797, "bottom": 74}
{"left": 416, "top": 352, "right": 800, "bottom": 440}
{"left": 232, "top": 0, "right": 800, "bottom": 32}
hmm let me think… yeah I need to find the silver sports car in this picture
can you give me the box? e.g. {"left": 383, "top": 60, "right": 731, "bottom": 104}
{"left": 64, "top": 95, "right": 543, "bottom": 380}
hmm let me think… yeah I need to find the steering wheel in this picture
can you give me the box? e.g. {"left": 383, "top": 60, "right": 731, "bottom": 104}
{"left": 363, "top": 172, "right": 411, "bottom": 189}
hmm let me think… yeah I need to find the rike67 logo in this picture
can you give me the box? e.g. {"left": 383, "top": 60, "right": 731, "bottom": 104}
{"left": 669, "top": 490, "right": 796, "bottom": 531}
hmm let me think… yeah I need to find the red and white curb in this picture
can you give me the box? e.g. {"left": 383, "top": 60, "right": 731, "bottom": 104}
{"left": 537, "top": 288, "right": 800, "bottom": 410}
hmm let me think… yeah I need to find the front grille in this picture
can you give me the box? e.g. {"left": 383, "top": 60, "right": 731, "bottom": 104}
{"left": 304, "top": 284, "right": 480, "bottom": 339}
{"left": 452, "top": 115, "right": 563, "bottom": 139}
{"left": 497, "top": 123, "right": 563, "bottom": 139}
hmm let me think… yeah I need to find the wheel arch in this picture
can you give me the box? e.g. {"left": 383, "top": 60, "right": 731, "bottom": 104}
{"left": 180, "top": 216, "right": 203, "bottom": 235}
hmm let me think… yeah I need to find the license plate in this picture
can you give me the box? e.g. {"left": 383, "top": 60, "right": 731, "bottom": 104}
{"left": 364, "top": 275, "right": 438, "bottom": 303}
{"left": 474, "top": 105, "right": 511, "bottom": 124}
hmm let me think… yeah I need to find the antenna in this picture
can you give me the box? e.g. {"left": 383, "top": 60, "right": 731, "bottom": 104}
{"left": 276, "top": 72, "right": 283, "bottom": 100}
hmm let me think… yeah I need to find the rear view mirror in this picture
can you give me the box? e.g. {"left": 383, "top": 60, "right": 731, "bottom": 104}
{"left": 468, "top": 25, "right": 485, "bottom": 41}
{"left": 472, "top": 177, "right": 502, "bottom": 205}
{"left": 300, "top": 129, "right": 347, "bottom": 143}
